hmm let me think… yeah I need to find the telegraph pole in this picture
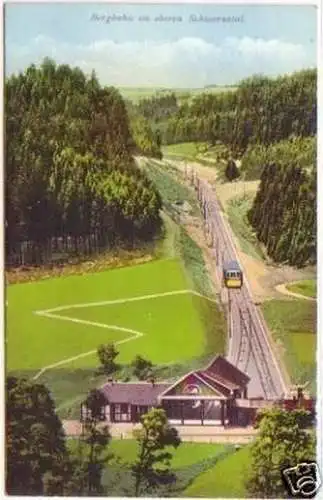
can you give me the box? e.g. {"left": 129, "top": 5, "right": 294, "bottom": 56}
{"left": 228, "top": 289, "right": 232, "bottom": 339}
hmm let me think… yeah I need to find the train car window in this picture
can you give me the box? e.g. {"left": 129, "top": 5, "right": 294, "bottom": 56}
{"left": 225, "top": 270, "right": 242, "bottom": 278}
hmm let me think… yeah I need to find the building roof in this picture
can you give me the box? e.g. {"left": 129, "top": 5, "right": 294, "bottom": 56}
{"left": 100, "top": 382, "right": 170, "bottom": 406}
{"left": 195, "top": 371, "right": 232, "bottom": 397}
{"left": 159, "top": 371, "right": 229, "bottom": 399}
{"left": 199, "top": 370, "right": 238, "bottom": 393}
{"left": 206, "top": 356, "right": 250, "bottom": 387}
{"left": 99, "top": 357, "right": 249, "bottom": 406}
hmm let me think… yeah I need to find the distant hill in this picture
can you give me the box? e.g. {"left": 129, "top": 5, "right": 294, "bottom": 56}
{"left": 118, "top": 86, "right": 237, "bottom": 103}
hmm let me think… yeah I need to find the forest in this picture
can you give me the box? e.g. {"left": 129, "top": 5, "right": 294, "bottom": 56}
{"left": 135, "top": 69, "right": 316, "bottom": 155}
{"left": 134, "top": 69, "right": 316, "bottom": 267}
{"left": 5, "top": 58, "right": 163, "bottom": 267}
{"left": 247, "top": 142, "right": 316, "bottom": 266}
{"left": 240, "top": 136, "right": 316, "bottom": 180}
{"left": 6, "top": 60, "right": 317, "bottom": 268}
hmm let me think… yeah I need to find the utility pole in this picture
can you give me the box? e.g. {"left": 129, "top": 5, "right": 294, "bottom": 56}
{"left": 228, "top": 289, "right": 232, "bottom": 339}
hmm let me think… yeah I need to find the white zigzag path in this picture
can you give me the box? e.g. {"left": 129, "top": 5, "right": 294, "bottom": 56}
{"left": 32, "top": 289, "right": 217, "bottom": 380}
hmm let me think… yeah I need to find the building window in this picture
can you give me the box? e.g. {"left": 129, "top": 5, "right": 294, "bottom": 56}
{"left": 114, "top": 403, "right": 130, "bottom": 422}
{"left": 121, "top": 403, "right": 128, "bottom": 413}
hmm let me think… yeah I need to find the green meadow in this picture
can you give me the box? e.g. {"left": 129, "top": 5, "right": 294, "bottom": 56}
{"left": 7, "top": 259, "right": 210, "bottom": 372}
{"left": 67, "top": 438, "right": 239, "bottom": 496}
{"left": 6, "top": 254, "right": 225, "bottom": 416}
{"left": 286, "top": 279, "right": 316, "bottom": 298}
{"left": 261, "top": 299, "right": 316, "bottom": 394}
{"left": 184, "top": 445, "right": 250, "bottom": 497}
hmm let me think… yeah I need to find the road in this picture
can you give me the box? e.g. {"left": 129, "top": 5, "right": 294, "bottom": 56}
{"left": 63, "top": 420, "right": 257, "bottom": 444}
{"left": 189, "top": 169, "right": 288, "bottom": 400}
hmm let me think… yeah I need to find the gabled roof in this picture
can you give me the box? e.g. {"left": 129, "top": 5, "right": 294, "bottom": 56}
{"left": 195, "top": 371, "right": 232, "bottom": 397}
{"left": 157, "top": 370, "right": 196, "bottom": 398}
{"left": 206, "top": 356, "right": 250, "bottom": 387}
{"left": 200, "top": 370, "right": 238, "bottom": 393}
{"left": 159, "top": 370, "right": 229, "bottom": 399}
{"left": 100, "top": 382, "right": 170, "bottom": 405}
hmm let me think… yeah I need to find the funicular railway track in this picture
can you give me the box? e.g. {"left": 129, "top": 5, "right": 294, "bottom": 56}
{"left": 189, "top": 170, "right": 287, "bottom": 400}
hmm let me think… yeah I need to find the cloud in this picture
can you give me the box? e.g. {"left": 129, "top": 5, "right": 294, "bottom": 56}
{"left": 6, "top": 36, "right": 314, "bottom": 87}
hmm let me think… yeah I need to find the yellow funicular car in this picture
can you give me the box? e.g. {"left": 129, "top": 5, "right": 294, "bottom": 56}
{"left": 223, "top": 260, "right": 243, "bottom": 289}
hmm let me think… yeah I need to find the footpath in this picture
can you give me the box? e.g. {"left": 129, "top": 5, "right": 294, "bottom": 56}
{"left": 63, "top": 420, "right": 258, "bottom": 444}
{"left": 275, "top": 283, "right": 316, "bottom": 302}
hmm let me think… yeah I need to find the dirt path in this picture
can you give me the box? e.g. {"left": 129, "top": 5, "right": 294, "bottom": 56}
{"left": 63, "top": 419, "right": 257, "bottom": 443}
{"left": 275, "top": 283, "right": 316, "bottom": 302}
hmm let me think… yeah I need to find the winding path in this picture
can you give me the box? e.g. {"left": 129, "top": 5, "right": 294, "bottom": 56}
{"left": 275, "top": 283, "right": 316, "bottom": 302}
{"left": 32, "top": 289, "right": 217, "bottom": 381}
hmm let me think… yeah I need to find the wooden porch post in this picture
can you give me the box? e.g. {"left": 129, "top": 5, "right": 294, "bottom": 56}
{"left": 201, "top": 400, "right": 204, "bottom": 425}
{"left": 110, "top": 403, "right": 115, "bottom": 423}
{"left": 181, "top": 400, "right": 184, "bottom": 425}
{"left": 220, "top": 400, "right": 225, "bottom": 426}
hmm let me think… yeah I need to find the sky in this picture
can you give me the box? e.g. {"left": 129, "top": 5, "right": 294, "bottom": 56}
{"left": 5, "top": 3, "right": 317, "bottom": 88}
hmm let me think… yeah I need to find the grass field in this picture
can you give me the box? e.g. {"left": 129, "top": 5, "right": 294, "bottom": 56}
{"left": 69, "top": 439, "right": 227, "bottom": 469}
{"left": 143, "top": 159, "right": 200, "bottom": 217}
{"left": 104, "top": 441, "right": 235, "bottom": 496}
{"left": 7, "top": 259, "right": 213, "bottom": 372}
{"left": 162, "top": 142, "right": 208, "bottom": 159}
{"left": 261, "top": 299, "right": 316, "bottom": 394}
{"left": 7, "top": 252, "right": 225, "bottom": 416}
{"left": 184, "top": 445, "right": 250, "bottom": 497}
{"left": 67, "top": 438, "right": 234, "bottom": 495}
{"left": 162, "top": 141, "right": 231, "bottom": 167}
{"left": 286, "top": 279, "right": 316, "bottom": 298}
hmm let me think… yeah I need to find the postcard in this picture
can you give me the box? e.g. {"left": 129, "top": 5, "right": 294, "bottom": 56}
{"left": 4, "top": 2, "right": 319, "bottom": 498}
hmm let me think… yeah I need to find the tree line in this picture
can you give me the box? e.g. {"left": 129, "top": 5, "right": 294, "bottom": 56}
{"left": 240, "top": 136, "right": 316, "bottom": 180}
{"left": 134, "top": 69, "right": 316, "bottom": 154}
{"left": 136, "top": 92, "right": 179, "bottom": 122}
{"left": 248, "top": 139, "right": 316, "bottom": 266}
{"left": 5, "top": 58, "right": 163, "bottom": 267}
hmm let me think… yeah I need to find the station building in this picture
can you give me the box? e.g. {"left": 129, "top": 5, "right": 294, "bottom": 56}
{"left": 80, "top": 356, "right": 277, "bottom": 426}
